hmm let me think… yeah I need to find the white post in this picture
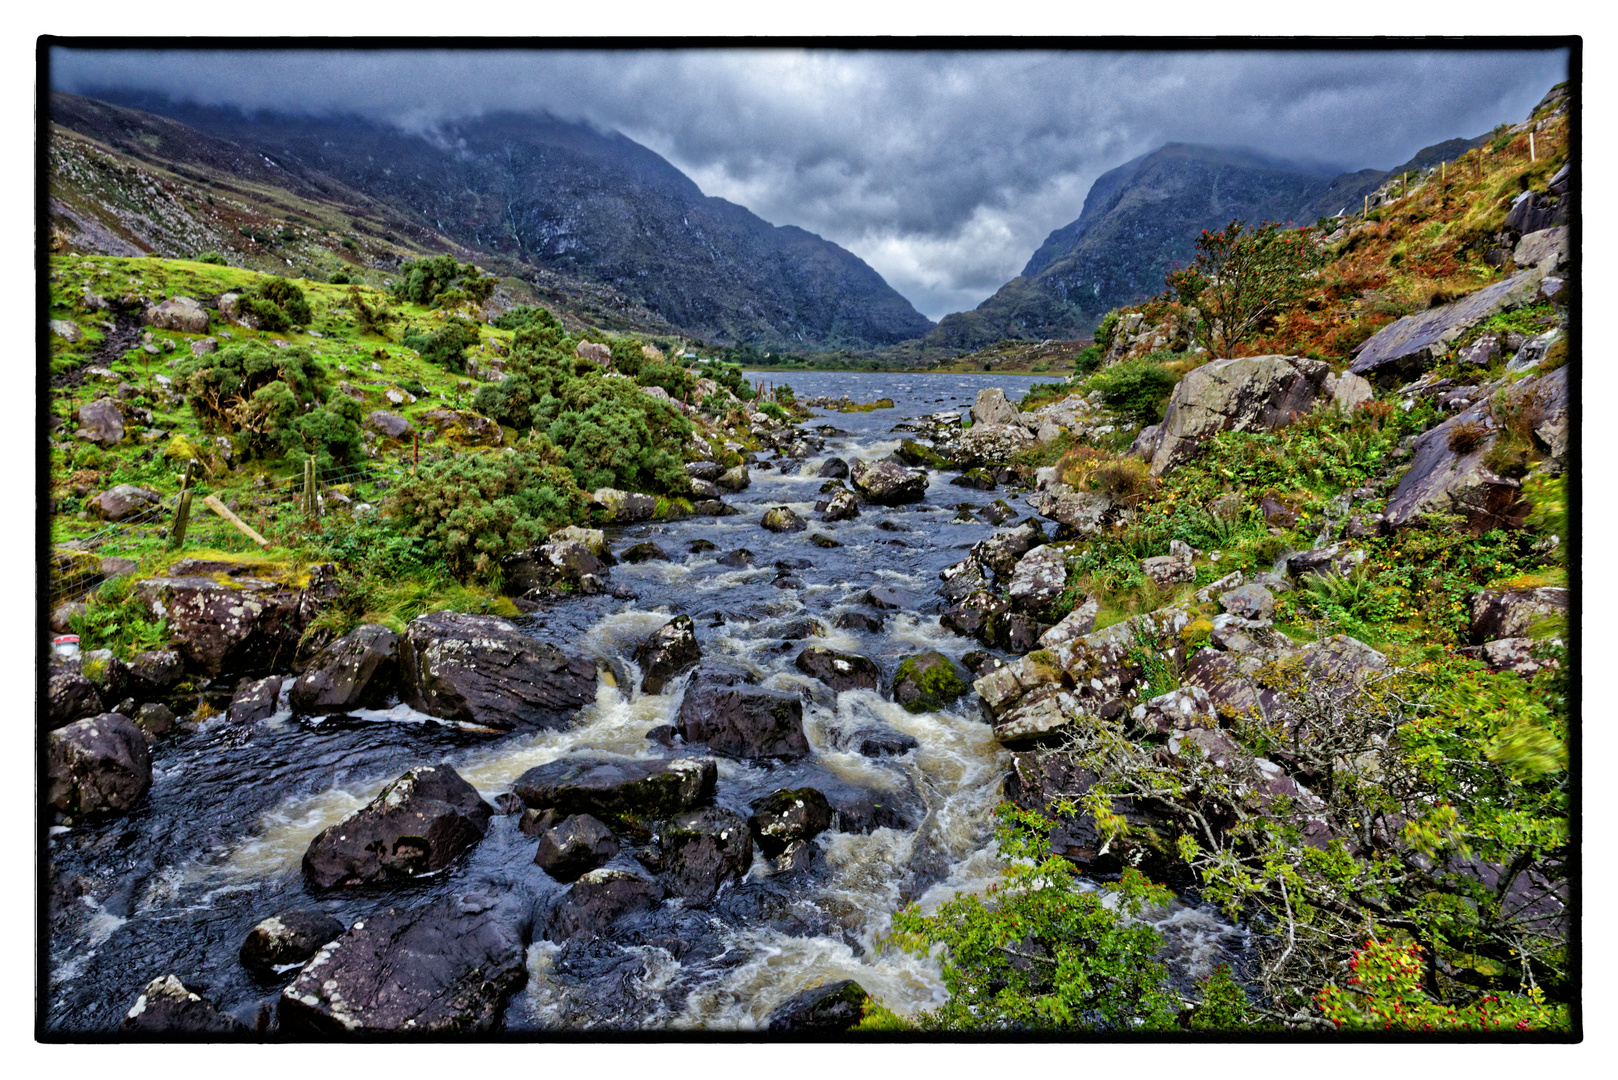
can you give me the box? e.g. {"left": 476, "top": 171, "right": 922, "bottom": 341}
{"left": 1530, "top": 132, "right": 1536, "bottom": 162}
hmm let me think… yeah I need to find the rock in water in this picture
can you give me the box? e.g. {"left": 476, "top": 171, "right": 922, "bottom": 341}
{"left": 134, "top": 562, "right": 337, "bottom": 678}
{"left": 534, "top": 814, "right": 621, "bottom": 882}
{"left": 849, "top": 459, "right": 928, "bottom": 505}
{"left": 636, "top": 614, "right": 702, "bottom": 694}
{"left": 970, "top": 387, "right": 1021, "bottom": 427}
{"left": 288, "top": 623, "right": 400, "bottom": 714}
{"left": 47, "top": 713, "right": 151, "bottom": 819}
{"left": 661, "top": 806, "right": 753, "bottom": 905}
{"left": 302, "top": 765, "right": 493, "bottom": 889}
{"left": 819, "top": 488, "right": 860, "bottom": 521}
{"left": 398, "top": 611, "right": 597, "bottom": 731}
{"left": 818, "top": 457, "right": 849, "bottom": 478}
{"left": 748, "top": 787, "right": 833, "bottom": 860}
{"left": 544, "top": 869, "right": 665, "bottom": 943}
{"left": 239, "top": 910, "right": 347, "bottom": 976}
{"left": 761, "top": 506, "right": 808, "bottom": 532}
{"left": 891, "top": 651, "right": 970, "bottom": 713}
{"left": 278, "top": 894, "right": 527, "bottom": 1034}
{"left": 227, "top": 675, "right": 282, "bottom": 725}
{"left": 122, "top": 975, "right": 246, "bottom": 1033}
{"left": 512, "top": 757, "right": 718, "bottom": 823}
{"left": 792, "top": 646, "right": 881, "bottom": 693}
{"left": 619, "top": 541, "right": 671, "bottom": 563}
{"left": 676, "top": 665, "right": 810, "bottom": 759}
{"left": 766, "top": 980, "right": 869, "bottom": 1032}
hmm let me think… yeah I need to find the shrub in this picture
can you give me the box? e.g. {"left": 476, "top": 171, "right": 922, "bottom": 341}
{"left": 1088, "top": 359, "right": 1179, "bottom": 424}
{"left": 404, "top": 318, "right": 478, "bottom": 374}
{"left": 1166, "top": 219, "right": 1327, "bottom": 357}
{"left": 491, "top": 304, "right": 562, "bottom": 334}
{"left": 281, "top": 391, "right": 365, "bottom": 475}
{"left": 542, "top": 376, "right": 694, "bottom": 493}
{"left": 194, "top": 251, "right": 226, "bottom": 265}
{"left": 387, "top": 442, "right": 588, "bottom": 580}
{"left": 1317, "top": 939, "right": 1568, "bottom": 1032}
{"left": 328, "top": 269, "right": 352, "bottom": 285}
{"left": 390, "top": 255, "right": 496, "bottom": 308}
{"left": 346, "top": 286, "right": 396, "bottom": 334}
{"left": 236, "top": 277, "right": 313, "bottom": 332}
{"left": 173, "top": 343, "right": 326, "bottom": 433}
{"left": 471, "top": 375, "right": 537, "bottom": 430}
{"left": 1072, "top": 343, "right": 1104, "bottom": 376}
{"left": 758, "top": 401, "right": 789, "bottom": 424}
{"left": 607, "top": 338, "right": 645, "bottom": 378}
{"left": 636, "top": 356, "right": 695, "bottom": 400}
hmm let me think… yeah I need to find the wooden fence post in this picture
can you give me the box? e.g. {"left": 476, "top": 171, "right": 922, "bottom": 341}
{"left": 201, "top": 494, "right": 270, "bottom": 548}
{"left": 169, "top": 464, "right": 193, "bottom": 550}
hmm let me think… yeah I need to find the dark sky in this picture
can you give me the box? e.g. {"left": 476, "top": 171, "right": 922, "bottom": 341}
{"left": 50, "top": 47, "right": 1569, "bottom": 320}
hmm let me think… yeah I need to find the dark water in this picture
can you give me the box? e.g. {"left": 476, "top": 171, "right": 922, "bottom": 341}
{"left": 45, "top": 372, "right": 1244, "bottom": 1033}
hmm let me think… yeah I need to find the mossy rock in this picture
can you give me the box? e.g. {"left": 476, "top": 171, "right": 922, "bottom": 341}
{"left": 891, "top": 651, "right": 970, "bottom": 713}
{"left": 895, "top": 439, "right": 950, "bottom": 469}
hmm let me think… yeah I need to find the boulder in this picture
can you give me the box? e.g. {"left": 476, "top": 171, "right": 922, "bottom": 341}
{"left": 619, "top": 541, "right": 670, "bottom": 563}
{"left": 1130, "top": 686, "right": 1218, "bottom": 735}
{"left": 1302, "top": 634, "right": 1390, "bottom": 688}
{"left": 534, "top": 814, "right": 620, "bottom": 882}
{"left": 951, "top": 467, "right": 997, "bottom": 490}
{"left": 1140, "top": 554, "right": 1195, "bottom": 586}
{"left": 302, "top": 764, "right": 493, "bottom": 889}
{"left": 228, "top": 675, "right": 283, "bottom": 725}
{"left": 662, "top": 806, "right": 754, "bottom": 904}
{"left": 135, "top": 563, "right": 335, "bottom": 678}
{"left": 939, "top": 556, "right": 990, "bottom": 603}
{"left": 75, "top": 398, "right": 126, "bottom": 446}
{"left": 972, "top": 520, "right": 1045, "bottom": 578}
{"left": 502, "top": 540, "right": 612, "bottom": 595}
{"left": 636, "top": 614, "right": 701, "bottom": 694}
{"left": 863, "top": 586, "right": 907, "bottom": 610}
{"left": 677, "top": 665, "right": 810, "bottom": 759}
{"left": 288, "top": 623, "right": 399, "bottom": 715}
{"left": 716, "top": 548, "right": 756, "bottom": 568}
{"left": 122, "top": 976, "right": 245, "bottom": 1033}
{"left": 891, "top": 651, "right": 970, "bottom": 713}
{"left": 958, "top": 420, "right": 1037, "bottom": 466}
{"left": 836, "top": 724, "right": 920, "bottom": 757}
{"left": 1038, "top": 596, "right": 1100, "bottom": 649}
{"left": 190, "top": 336, "right": 217, "bottom": 356}
{"left": 1008, "top": 544, "right": 1068, "bottom": 613}
{"left": 134, "top": 702, "right": 178, "bottom": 740}
{"left": 144, "top": 295, "right": 210, "bottom": 333}
{"left": 513, "top": 756, "right": 718, "bottom": 822}
{"left": 47, "top": 713, "right": 152, "bottom": 819}
{"left": 125, "top": 648, "right": 184, "bottom": 697}
{"left": 940, "top": 590, "right": 1010, "bottom": 643}
{"left": 1513, "top": 226, "right": 1569, "bottom": 273}
{"left": 239, "top": 910, "right": 347, "bottom": 976}
{"left": 687, "top": 460, "right": 724, "bottom": 481}
{"left": 1324, "top": 371, "right": 1375, "bottom": 412}
{"left": 1349, "top": 270, "right": 1546, "bottom": 384}
{"left": 88, "top": 484, "right": 162, "bottom": 522}
{"left": 544, "top": 869, "right": 664, "bottom": 943}
{"left": 835, "top": 611, "right": 885, "bottom": 633}
{"left": 970, "top": 387, "right": 1022, "bottom": 427}
{"left": 849, "top": 459, "right": 928, "bottom": 505}
{"left": 715, "top": 465, "right": 751, "bottom": 492}
{"left": 765, "top": 981, "right": 868, "bottom": 1033}
{"left": 279, "top": 894, "right": 527, "bottom": 1033}
{"left": 762, "top": 506, "right": 808, "bottom": 533}
{"left": 575, "top": 340, "right": 612, "bottom": 365}
{"left": 1469, "top": 586, "right": 1568, "bottom": 645}
{"left": 592, "top": 487, "right": 656, "bottom": 524}
{"left": 820, "top": 488, "right": 860, "bottom": 521}
{"left": 47, "top": 669, "right": 103, "bottom": 729}
{"left": 1218, "top": 584, "right": 1275, "bottom": 622}
{"left": 364, "top": 410, "right": 412, "bottom": 439}
{"left": 818, "top": 457, "right": 849, "bottom": 479}
{"left": 1027, "top": 485, "right": 1112, "bottom": 535}
{"left": 793, "top": 646, "right": 881, "bottom": 693}
{"left": 398, "top": 611, "right": 597, "bottom": 731}
{"left": 1149, "top": 355, "right": 1332, "bottom": 475}
{"left": 548, "top": 525, "right": 612, "bottom": 560}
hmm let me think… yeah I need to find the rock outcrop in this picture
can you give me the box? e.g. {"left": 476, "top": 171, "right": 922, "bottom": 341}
{"left": 47, "top": 713, "right": 152, "bottom": 819}
{"left": 398, "top": 611, "right": 597, "bottom": 731}
{"left": 1143, "top": 354, "right": 1332, "bottom": 475}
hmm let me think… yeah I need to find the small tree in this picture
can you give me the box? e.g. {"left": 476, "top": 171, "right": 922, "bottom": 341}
{"left": 1167, "top": 219, "right": 1325, "bottom": 358}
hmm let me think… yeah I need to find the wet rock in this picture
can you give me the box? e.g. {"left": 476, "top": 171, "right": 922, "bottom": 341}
{"left": 1469, "top": 586, "right": 1568, "bottom": 644}
{"left": 960, "top": 651, "right": 1004, "bottom": 677}
{"left": 133, "top": 702, "right": 177, "bottom": 740}
{"left": 513, "top": 756, "right": 718, "bottom": 822}
{"left": 808, "top": 533, "right": 843, "bottom": 549}
{"left": 47, "top": 669, "right": 103, "bottom": 729}
{"left": 951, "top": 467, "right": 997, "bottom": 490}
{"left": 288, "top": 623, "right": 400, "bottom": 715}
{"left": 620, "top": 541, "right": 671, "bottom": 563}
{"left": 502, "top": 540, "right": 612, "bottom": 596}
{"left": 775, "top": 558, "right": 815, "bottom": 571}
{"left": 715, "top": 465, "right": 752, "bottom": 492}
{"left": 972, "top": 520, "right": 1044, "bottom": 578}
{"left": 850, "top": 459, "right": 928, "bottom": 505}
{"left": 838, "top": 724, "right": 921, "bottom": 757}
{"left": 1038, "top": 595, "right": 1100, "bottom": 649}
{"left": 688, "top": 538, "right": 719, "bottom": 553}
{"left": 692, "top": 499, "right": 739, "bottom": 517}
{"left": 939, "top": 556, "right": 990, "bottom": 603}
{"left": 549, "top": 525, "right": 613, "bottom": 560}
{"left": 122, "top": 975, "right": 245, "bottom": 1033}
{"left": 1008, "top": 544, "right": 1068, "bottom": 613}
{"left": 772, "top": 575, "right": 804, "bottom": 590}
{"left": 592, "top": 487, "right": 656, "bottom": 523}
{"left": 47, "top": 713, "right": 151, "bottom": 819}
{"left": 135, "top": 562, "right": 335, "bottom": 678}
{"left": 891, "top": 651, "right": 970, "bottom": 713}
{"left": 534, "top": 814, "right": 621, "bottom": 883}
{"left": 716, "top": 548, "right": 756, "bottom": 568}
{"left": 398, "top": 611, "right": 597, "bottom": 731}
{"left": 940, "top": 589, "right": 1009, "bottom": 642}
{"left": 762, "top": 506, "right": 808, "bottom": 532}
{"left": 1140, "top": 554, "right": 1195, "bottom": 585}
{"left": 645, "top": 724, "right": 678, "bottom": 749}
{"left": 970, "top": 387, "right": 1021, "bottom": 427}
{"left": 1218, "top": 584, "right": 1275, "bottom": 623}
{"left": 819, "top": 488, "right": 860, "bottom": 521}
{"left": 896, "top": 439, "right": 950, "bottom": 469}
{"left": 766, "top": 980, "right": 869, "bottom": 1033}
{"left": 748, "top": 787, "right": 834, "bottom": 865}
{"left": 836, "top": 610, "right": 885, "bottom": 633}
{"left": 239, "top": 910, "right": 347, "bottom": 976}
{"left": 228, "top": 675, "right": 283, "bottom": 725}
{"left": 662, "top": 806, "right": 753, "bottom": 905}
{"left": 302, "top": 764, "right": 493, "bottom": 889}
{"left": 979, "top": 499, "right": 1018, "bottom": 526}
{"left": 126, "top": 648, "right": 183, "bottom": 697}
{"left": 88, "top": 484, "right": 162, "bottom": 522}
{"left": 863, "top": 586, "right": 907, "bottom": 610}
{"left": 279, "top": 894, "right": 527, "bottom": 1033}
{"left": 793, "top": 646, "right": 881, "bottom": 693}
{"left": 677, "top": 666, "right": 810, "bottom": 760}
{"left": 1147, "top": 355, "right": 1332, "bottom": 475}
{"left": 687, "top": 460, "right": 724, "bottom": 482}
{"left": 636, "top": 614, "right": 702, "bottom": 694}
{"left": 689, "top": 478, "right": 722, "bottom": 499}
{"left": 544, "top": 869, "right": 665, "bottom": 943}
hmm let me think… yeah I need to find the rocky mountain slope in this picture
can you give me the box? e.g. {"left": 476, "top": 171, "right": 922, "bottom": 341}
{"left": 51, "top": 92, "right": 935, "bottom": 351}
{"left": 926, "top": 133, "right": 1494, "bottom": 349}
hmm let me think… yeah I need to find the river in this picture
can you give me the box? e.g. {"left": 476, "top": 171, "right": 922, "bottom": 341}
{"left": 45, "top": 371, "right": 1244, "bottom": 1033}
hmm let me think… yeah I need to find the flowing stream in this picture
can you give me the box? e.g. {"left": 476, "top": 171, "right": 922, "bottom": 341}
{"left": 45, "top": 371, "right": 1245, "bottom": 1033}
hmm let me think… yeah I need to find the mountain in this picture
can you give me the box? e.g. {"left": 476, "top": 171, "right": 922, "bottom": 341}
{"left": 926, "top": 135, "right": 1486, "bottom": 349}
{"left": 50, "top": 92, "right": 934, "bottom": 350}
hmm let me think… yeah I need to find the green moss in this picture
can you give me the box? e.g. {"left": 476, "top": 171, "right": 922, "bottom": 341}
{"left": 894, "top": 651, "right": 970, "bottom": 713}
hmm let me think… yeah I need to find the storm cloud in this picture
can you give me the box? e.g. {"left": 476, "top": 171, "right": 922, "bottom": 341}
{"left": 49, "top": 47, "right": 1569, "bottom": 319}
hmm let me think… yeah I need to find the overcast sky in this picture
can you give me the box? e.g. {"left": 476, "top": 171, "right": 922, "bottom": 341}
{"left": 50, "top": 47, "right": 1569, "bottom": 320}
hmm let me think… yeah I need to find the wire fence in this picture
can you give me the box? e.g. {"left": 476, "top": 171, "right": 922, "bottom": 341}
{"left": 49, "top": 461, "right": 396, "bottom": 608}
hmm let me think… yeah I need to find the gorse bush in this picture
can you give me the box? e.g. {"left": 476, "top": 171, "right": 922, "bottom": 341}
{"left": 387, "top": 442, "right": 588, "bottom": 580}
{"left": 1087, "top": 359, "right": 1180, "bottom": 424}
{"left": 539, "top": 376, "right": 694, "bottom": 493}
{"left": 491, "top": 304, "right": 563, "bottom": 335}
{"left": 174, "top": 343, "right": 326, "bottom": 433}
{"left": 235, "top": 277, "right": 314, "bottom": 332}
{"left": 404, "top": 317, "right": 478, "bottom": 374}
{"left": 390, "top": 255, "right": 496, "bottom": 309}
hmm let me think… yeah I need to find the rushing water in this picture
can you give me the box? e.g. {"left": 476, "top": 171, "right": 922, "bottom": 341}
{"left": 45, "top": 371, "right": 1245, "bottom": 1033}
